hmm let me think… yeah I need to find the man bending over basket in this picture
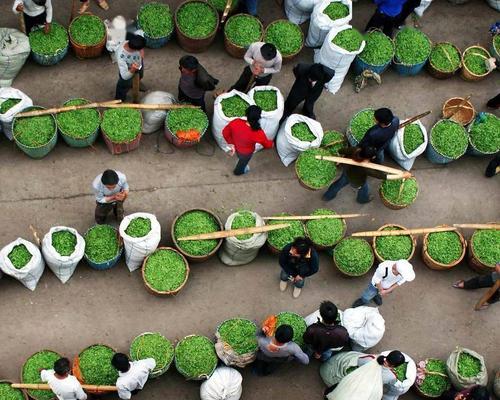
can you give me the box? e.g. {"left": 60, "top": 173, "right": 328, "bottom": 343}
{"left": 112, "top": 353, "right": 156, "bottom": 399}
{"left": 41, "top": 357, "right": 87, "bottom": 400}
{"left": 92, "top": 169, "right": 129, "bottom": 224}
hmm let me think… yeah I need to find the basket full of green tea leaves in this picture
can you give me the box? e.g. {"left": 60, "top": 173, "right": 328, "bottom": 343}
{"left": 252, "top": 88, "right": 279, "bottom": 113}
{"left": 379, "top": 177, "right": 419, "bottom": 210}
{"left": 422, "top": 228, "right": 466, "bottom": 270}
{"left": 295, "top": 148, "right": 337, "bottom": 190}
{"left": 137, "top": 2, "right": 174, "bottom": 48}
{"left": 321, "top": 130, "right": 345, "bottom": 154}
{"left": 373, "top": 224, "right": 416, "bottom": 262}
{"left": 347, "top": 108, "right": 375, "bottom": 145}
{"left": 22, "top": 350, "right": 61, "bottom": 400}
{"left": 427, "top": 42, "right": 461, "bottom": 79}
{"left": 393, "top": 27, "right": 431, "bottom": 75}
{"left": 467, "top": 113, "right": 500, "bottom": 156}
{"left": 142, "top": 247, "right": 190, "bottom": 296}
{"left": 426, "top": 120, "right": 468, "bottom": 164}
{"left": 165, "top": 107, "right": 209, "bottom": 148}
{"left": 175, "top": 335, "right": 218, "bottom": 380}
{"left": 276, "top": 312, "right": 307, "bottom": 347}
{"left": 461, "top": 45, "right": 493, "bottom": 81}
{"left": 175, "top": 1, "right": 219, "bottom": 53}
{"left": 333, "top": 238, "right": 374, "bottom": 277}
{"left": 224, "top": 14, "right": 263, "bottom": 58}
{"left": 266, "top": 213, "right": 305, "bottom": 253}
{"left": 220, "top": 93, "right": 250, "bottom": 118}
{"left": 84, "top": 224, "right": 122, "bottom": 270}
{"left": 69, "top": 14, "right": 106, "bottom": 58}
{"left": 13, "top": 106, "right": 57, "bottom": 159}
{"left": 264, "top": 19, "right": 304, "bottom": 61}
{"left": 414, "top": 358, "right": 451, "bottom": 398}
{"left": 29, "top": 22, "right": 69, "bottom": 65}
{"left": 216, "top": 318, "right": 258, "bottom": 359}
{"left": 101, "top": 108, "right": 143, "bottom": 154}
{"left": 73, "top": 344, "right": 118, "bottom": 391}
{"left": 172, "top": 209, "right": 223, "bottom": 262}
{"left": 332, "top": 27, "right": 364, "bottom": 53}
{"left": 355, "top": 30, "right": 394, "bottom": 74}
{"left": 0, "top": 381, "right": 26, "bottom": 400}
{"left": 56, "top": 98, "right": 101, "bottom": 147}
{"left": 130, "top": 332, "right": 174, "bottom": 377}
{"left": 468, "top": 229, "right": 500, "bottom": 273}
{"left": 305, "top": 209, "right": 346, "bottom": 249}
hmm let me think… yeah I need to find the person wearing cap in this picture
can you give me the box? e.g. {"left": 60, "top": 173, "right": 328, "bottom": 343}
{"left": 178, "top": 55, "right": 219, "bottom": 111}
{"left": 281, "top": 63, "right": 335, "bottom": 122}
{"left": 40, "top": 357, "right": 87, "bottom": 400}
{"left": 115, "top": 35, "right": 147, "bottom": 102}
{"left": 111, "top": 353, "right": 156, "bottom": 399}
{"left": 92, "top": 169, "right": 129, "bottom": 224}
{"left": 12, "top": 0, "right": 52, "bottom": 34}
{"left": 230, "top": 42, "right": 282, "bottom": 93}
{"left": 352, "top": 259, "right": 415, "bottom": 307}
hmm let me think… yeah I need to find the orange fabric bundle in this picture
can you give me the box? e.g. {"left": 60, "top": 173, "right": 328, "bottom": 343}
{"left": 262, "top": 315, "right": 278, "bottom": 337}
{"left": 176, "top": 129, "right": 201, "bottom": 143}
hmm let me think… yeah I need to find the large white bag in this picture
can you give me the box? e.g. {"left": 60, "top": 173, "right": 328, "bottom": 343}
{"left": 200, "top": 367, "right": 243, "bottom": 400}
{"left": 119, "top": 212, "right": 161, "bottom": 272}
{"left": 0, "top": 238, "right": 45, "bottom": 291}
{"left": 314, "top": 25, "right": 365, "bottom": 94}
{"left": 285, "top": 0, "right": 322, "bottom": 24}
{"left": 141, "top": 91, "right": 176, "bottom": 134}
{"left": 42, "top": 227, "right": 85, "bottom": 284}
{"left": 320, "top": 351, "right": 365, "bottom": 387}
{"left": 342, "top": 306, "right": 385, "bottom": 351}
{"left": 306, "top": 0, "right": 352, "bottom": 48}
{"left": 0, "top": 28, "right": 30, "bottom": 88}
{"left": 388, "top": 120, "right": 428, "bottom": 171}
{"left": 0, "top": 87, "right": 33, "bottom": 140}
{"left": 219, "top": 211, "right": 267, "bottom": 266}
{"left": 212, "top": 90, "right": 254, "bottom": 152}
{"left": 276, "top": 114, "right": 323, "bottom": 166}
{"left": 381, "top": 350, "right": 416, "bottom": 400}
{"left": 486, "top": 0, "right": 500, "bottom": 11}
{"left": 247, "top": 85, "right": 284, "bottom": 149}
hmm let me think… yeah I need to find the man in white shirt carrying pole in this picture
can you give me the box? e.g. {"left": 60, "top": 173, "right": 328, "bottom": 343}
{"left": 12, "top": 0, "right": 52, "bottom": 34}
{"left": 111, "top": 353, "right": 156, "bottom": 399}
{"left": 352, "top": 259, "right": 415, "bottom": 307}
{"left": 40, "top": 358, "right": 87, "bottom": 400}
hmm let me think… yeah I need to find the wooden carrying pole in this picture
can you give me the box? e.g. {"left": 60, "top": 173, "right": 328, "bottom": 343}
{"left": 316, "top": 155, "right": 409, "bottom": 178}
{"left": 104, "top": 103, "right": 200, "bottom": 110}
{"left": 16, "top": 100, "right": 122, "bottom": 117}
{"left": 132, "top": 73, "right": 140, "bottom": 103}
{"left": 18, "top": 13, "right": 26, "bottom": 34}
{"left": 398, "top": 111, "right": 431, "bottom": 129}
{"left": 263, "top": 214, "right": 367, "bottom": 221}
{"left": 352, "top": 226, "right": 457, "bottom": 238}
{"left": 11, "top": 383, "right": 118, "bottom": 392}
{"left": 474, "top": 280, "right": 500, "bottom": 311}
{"left": 453, "top": 224, "right": 500, "bottom": 230}
{"left": 220, "top": 0, "right": 232, "bottom": 24}
{"left": 177, "top": 223, "right": 290, "bottom": 241}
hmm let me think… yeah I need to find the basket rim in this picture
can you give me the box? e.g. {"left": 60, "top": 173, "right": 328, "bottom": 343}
{"left": 304, "top": 210, "right": 346, "bottom": 248}
{"left": 441, "top": 97, "right": 475, "bottom": 120}
{"left": 358, "top": 29, "right": 395, "bottom": 66}
{"left": 129, "top": 331, "right": 175, "bottom": 372}
{"left": 57, "top": 98, "right": 101, "bottom": 139}
{"left": 224, "top": 13, "right": 264, "bottom": 49}
{"left": 265, "top": 213, "right": 306, "bottom": 252}
{"left": 174, "top": 0, "right": 219, "bottom": 40}
{"left": 101, "top": 109, "right": 143, "bottom": 144}
{"left": 422, "top": 226, "right": 466, "bottom": 268}
{"left": 13, "top": 106, "right": 57, "bottom": 149}
{"left": 68, "top": 13, "right": 106, "bottom": 47}
{"left": 461, "top": 45, "right": 492, "bottom": 77}
{"left": 333, "top": 237, "right": 374, "bottom": 277}
{"left": 469, "top": 229, "right": 498, "bottom": 268}
{"left": 83, "top": 224, "right": 122, "bottom": 263}
{"left": 174, "top": 334, "right": 217, "bottom": 379}
{"left": 295, "top": 150, "right": 337, "bottom": 191}
{"left": 429, "top": 119, "right": 468, "bottom": 160}
{"left": 393, "top": 28, "right": 432, "bottom": 66}
{"left": 165, "top": 108, "right": 209, "bottom": 138}
{"left": 141, "top": 247, "right": 190, "bottom": 295}
{"left": 467, "top": 112, "right": 499, "bottom": 155}
{"left": 264, "top": 19, "right": 304, "bottom": 58}
{"left": 137, "top": 2, "right": 175, "bottom": 39}
{"left": 29, "top": 23, "right": 69, "bottom": 56}
{"left": 379, "top": 177, "right": 419, "bottom": 208}
{"left": 372, "top": 223, "right": 416, "bottom": 262}
{"left": 428, "top": 41, "right": 462, "bottom": 73}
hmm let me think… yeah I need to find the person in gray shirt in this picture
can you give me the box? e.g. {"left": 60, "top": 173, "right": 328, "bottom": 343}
{"left": 92, "top": 169, "right": 129, "bottom": 224}
{"left": 252, "top": 324, "right": 309, "bottom": 376}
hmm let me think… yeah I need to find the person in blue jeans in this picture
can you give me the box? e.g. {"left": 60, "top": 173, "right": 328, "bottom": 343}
{"left": 241, "top": 0, "right": 259, "bottom": 16}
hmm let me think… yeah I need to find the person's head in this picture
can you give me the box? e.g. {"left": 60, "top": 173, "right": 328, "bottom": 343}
{"left": 393, "top": 260, "right": 415, "bottom": 282}
{"left": 260, "top": 43, "right": 277, "bottom": 61}
{"left": 274, "top": 325, "right": 294, "bottom": 344}
{"left": 245, "top": 105, "right": 262, "bottom": 131}
{"left": 308, "top": 64, "right": 326, "bottom": 82}
{"left": 377, "top": 350, "right": 405, "bottom": 368}
{"left": 290, "top": 237, "right": 313, "bottom": 258}
{"left": 33, "top": 0, "right": 47, "bottom": 5}
{"left": 111, "top": 353, "right": 130, "bottom": 373}
{"left": 179, "top": 55, "right": 199, "bottom": 72}
{"left": 101, "top": 169, "right": 119, "bottom": 190}
{"left": 53, "top": 358, "right": 70, "bottom": 376}
{"left": 319, "top": 301, "right": 339, "bottom": 325}
{"left": 468, "top": 386, "right": 490, "bottom": 400}
{"left": 353, "top": 146, "right": 377, "bottom": 162}
{"left": 374, "top": 108, "right": 394, "bottom": 127}
{"left": 128, "top": 34, "right": 146, "bottom": 51}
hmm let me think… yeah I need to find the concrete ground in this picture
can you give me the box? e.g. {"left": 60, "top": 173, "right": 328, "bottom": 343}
{"left": 0, "top": 0, "right": 499, "bottom": 399}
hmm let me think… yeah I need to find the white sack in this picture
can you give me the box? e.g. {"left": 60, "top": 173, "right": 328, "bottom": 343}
{"left": 141, "top": 91, "right": 176, "bottom": 134}
{"left": 104, "top": 16, "right": 127, "bottom": 62}
{"left": 119, "top": 212, "right": 161, "bottom": 272}
{"left": 0, "top": 87, "right": 33, "bottom": 140}
{"left": 388, "top": 119, "right": 428, "bottom": 171}
{"left": 381, "top": 350, "right": 417, "bottom": 399}
{"left": 212, "top": 90, "right": 255, "bottom": 152}
{"left": 306, "top": 0, "right": 353, "bottom": 48}
{"left": 248, "top": 85, "right": 284, "bottom": 151}
{"left": 486, "top": 0, "right": 500, "bottom": 11}
{"left": 314, "top": 25, "right": 365, "bottom": 94}
{"left": 0, "top": 238, "right": 45, "bottom": 291}
{"left": 285, "top": 0, "right": 322, "bottom": 24}
{"left": 342, "top": 306, "right": 385, "bottom": 351}
{"left": 414, "top": 0, "right": 432, "bottom": 17}
{"left": 42, "top": 227, "right": 85, "bottom": 284}
{"left": 276, "top": 114, "right": 323, "bottom": 166}
{"left": 200, "top": 367, "right": 243, "bottom": 400}
{"left": 219, "top": 211, "right": 267, "bottom": 266}
{"left": 0, "top": 28, "right": 30, "bottom": 88}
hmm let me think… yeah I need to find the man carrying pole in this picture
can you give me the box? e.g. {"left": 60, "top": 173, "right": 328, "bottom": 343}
{"left": 115, "top": 35, "right": 147, "bottom": 102}
{"left": 40, "top": 357, "right": 87, "bottom": 400}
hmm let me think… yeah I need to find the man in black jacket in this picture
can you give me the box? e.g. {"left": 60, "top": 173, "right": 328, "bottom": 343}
{"left": 178, "top": 55, "right": 219, "bottom": 112}
{"left": 281, "top": 63, "right": 335, "bottom": 122}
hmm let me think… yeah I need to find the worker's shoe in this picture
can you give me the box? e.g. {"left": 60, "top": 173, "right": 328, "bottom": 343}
{"left": 352, "top": 299, "right": 365, "bottom": 308}
{"left": 79, "top": 1, "right": 90, "bottom": 13}
{"left": 279, "top": 280, "right": 288, "bottom": 292}
{"left": 373, "top": 295, "right": 383, "bottom": 305}
{"left": 293, "top": 287, "right": 302, "bottom": 299}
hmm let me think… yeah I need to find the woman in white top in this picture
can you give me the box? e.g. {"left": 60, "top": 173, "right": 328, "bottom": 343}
{"left": 40, "top": 358, "right": 87, "bottom": 400}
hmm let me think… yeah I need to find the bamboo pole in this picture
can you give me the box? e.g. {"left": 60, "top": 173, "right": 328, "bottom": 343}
{"left": 132, "top": 73, "right": 140, "bottom": 104}
{"left": 11, "top": 383, "right": 117, "bottom": 392}
{"left": 177, "top": 223, "right": 290, "bottom": 241}
{"left": 18, "top": 12, "right": 26, "bottom": 34}
{"left": 15, "top": 100, "right": 122, "bottom": 118}
{"left": 352, "top": 226, "right": 457, "bottom": 237}
{"left": 263, "top": 214, "right": 367, "bottom": 221}
{"left": 453, "top": 224, "right": 500, "bottom": 230}
{"left": 474, "top": 280, "right": 500, "bottom": 311}
{"left": 399, "top": 111, "right": 431, "bottom": 129}
{"left": 104, "top": 103, "right": 200, "bottom": 110}
{"left": 315, "top": 155, "right": 410, "bottom": 177}
{"left": 29, "top": 225, "right": 41, "bottom": 247}
{"left": 322, "top": 139, "right": 345, "bottom": 149}
{"left": 220, "top": 0, "right": 232, "bottom": 24}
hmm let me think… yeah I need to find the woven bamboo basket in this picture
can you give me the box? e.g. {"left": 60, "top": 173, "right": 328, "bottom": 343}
{"left": 72, "top": 344, "right": 116, "bottom": 395}
{"left": 304, "top": 213, "right": 346, "bottom": 251}
{"left": 57, "top": 98, "right": 101, "bottom": 148}
{"left": 21, "top": 349, "right": 62, "bottom": 400}
{"left": 174, "top": 335, "right": 217, "bottom": 380}
{"left": 69, "top": 14, "right": 106, "bottom": 59}
{"left": 333, "top": 238, "right": 374, "bottom": 277}
{"left": 129, "top": 332, "right": 174, "bottom": 378}
{"left": 142, "top": 247, "right": 190, "bottom": 296}
{"left": 412, "top": 358, "right": 451, "bottom": 399}
{"left": 346, "top": 108, "right": 375, "bottom": 146}
{"left": 224, "top": 14, "right": 263, "bottom": 58}
{"left": 215, "top": 318, "right": 258, "bottom": 367}
{"left": 101, "top": 111, "right": 143, "bottom": 155}
{"left": 460, "top": 45, "right": 493, "bottom": 81}
{"left": 294, "top": 157, "right": 337, "bottom": 191}
{"left": 264, "top": 19, "right": 304, "bottom": 63}
{"left": 265, "top": 216, "right": 306, "bottom": 255}
{"left": 0, "top": 380, "right": 28, "bottom": 400}
{"left": 467, "top": 229, "right": 498, "bottom": 274}
{"left": 422, "top": 227, "right": 466, "bottom": 270}
{"left": 441, "top": 97, "right": 475, "bottom": 126}
{"left": 379, "top": 178, "right": 419, "bottom": 211}
{"left": 372, "top": 223, "right": 417, "bottom": 263}
{"left": 83, "top": 225, "right": 123, "bottom": 270}
{"left": 427, "top": 42, "right": 462, "bottom": 79}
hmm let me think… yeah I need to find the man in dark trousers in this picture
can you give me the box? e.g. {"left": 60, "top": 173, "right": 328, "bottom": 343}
{"left": 115, "top": 35, "right": 146, "bottom": 102}
{"left": 12, "top": 0, "right": 52, "bottom": 34}
{"left": 365, "top": 0, "right": 407, "bottom": 37}
{"left": 393, "top": 0, "right": 422, "bottom": 28}
{"left": 359, "top": 107, "right": 399, "bottom": 164}
{"left": 178, "top": 55, "right": 219, "bottom": 111}
{"left": 281, "top": 63, "right": 335, "bottom": 122}
{"left": 92, "top": 169, "right": 129, "bottom": 224}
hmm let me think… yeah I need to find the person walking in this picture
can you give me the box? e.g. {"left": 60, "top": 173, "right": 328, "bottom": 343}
{"left": 115, "top": 35, "right": 146, "bottom": 102}
{"left": 222, "top": 105, "right": 274, "bottom": 175}
{"left": 40, "top": 358, "right": 87, "bottom": 400}
{"left": 178, "top": 55, "right": 219, "bottom": 112}
{"left": 230, "top": 43, "right": 282, "bottom": 93}
{"left": 112, "top": 353, "right": 156, "bottom": 399}
{"left": 92, "top": 169, "right": 129, "bottom": 224}
{"left": 452, "top": 263, "right": 499, "bottom": 309}
{"left": 279, "top": 237, "right": 319, "bottom": 298}
{"left": 352, "top": 259, "right": 415, "bottom": 307}
{"left": 12, "top": 0, "right": 52, "bottom": 34}
{"left": 281, "top": 63, "right": 335, "bottom": 121}
{"left": 365, "top": 0, "right": 407, "bottom": 37}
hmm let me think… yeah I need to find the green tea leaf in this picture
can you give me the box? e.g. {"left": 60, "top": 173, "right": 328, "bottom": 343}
{"left": 174, "top": 210, "right": 220, "bottom": 256}
{"left": 101, "top": 108, "right": 142, "bottom": 143}
{"left": 306, "top": 209, "right": 345, "bottom": 247}
{"left": 296, "top": 148, "right": 337, "bottom": 189}
{"left": 84, "top": 225, "right": 120, "bottom": 263}
{"left": 323, "top": 2, "right": 349, "bottom": 21}
{"left": 138, "top": 2, "right": 174, "bottom": 38}
{"left": 276, "top": 312, "right": 306, "bottom": 347}
{"left": 380, "top": 178, "right": 418, "bottom": 206}
{"left": 218, "top": 318, "right": 258, "bottom": 355}
{"left": 403, "top": 123, "right": 424, "bottom": 154}
{"left": 349, "top": 109, "right": 375, "bottom": 142}
{"left": 0, "top": 383, "right": 25, "bottom": 400}
{"left": 334, "top": 238, "right": 373, "bottom": 276}
{"left": 471, "top": 229, "right": 500, "bottom": 267}
{"left": 221, "top": 95, "right": 249, "bottom": 118}
{"left": 79, "top": 345, "right": 118, "bottom": 385}
{"left": 321, "top": 130, "right": 345, "bottom": 155}
{"left": 253, "top": 89, "right": 278, "bottom": 112}
{"left": 463, "top": 47, "right": 489, "bottom": 75}
{"left": 332, "top": 28, "right": 363, "bottom": 52}
{"left": 52, "top": 230, "right": 77, "bottom": 257}
{"left": 426, "top": 231, "right": 463, "bottom": 265}
{"left": 394, "top": 362, "right": 408, "bottom": 382}
{"left": 430, "top": 120, "right": 468, "bottom": 159}
{"left": 394, "top": 27, "right": 431, "bottom": 65}
{"left": 208, "top": 0, "right": 238, "bottom": 11}
{"left": 130, "top": 333, "right": 174, "bottom": 373}
{"left": 291, "top": 122, "right": 316, "bottom": 142}
{"left": 69, "top": 14, "right": 105, "bottom": 46}
{"left": 264, "top": 20, "right": 303, "bottom": 57}
{"left": 225, "top": 14, "right": 262, "bottom": 48}
{"left": 231, "top": 210, "right": 256, "bottom": 240}
{"left": 29, "top": 22, "right": 68, "bottom": 56}
{"left": 0, "top": 98, "right": 21, "bottom": 114}
{"left": 14, "top": 106, "right": 56, "bottom": 147}
{"left": 22, "top": 350, "right": 61, "bottom": 400}
{"left": 177, "top": 2, "right": 218, "bottom": 39}
{"left": 125, "top": 217, "right": 152, "bottom": 238}
{"left": 358, "top": 30, "right": 394, "bottom": 65}
{"left": 375, "top": 226, "right": 413, "bottom": 261}
{"left": 144, "top": 248, "right": 188, "bottom": 292}
{"left": 166, "top": 108, "right": 208, "bottom": 136}
{"left": 267, "top": 213, "right": 305, "bottom": 251}
{"left": 417, "top": 359, "right": 450, "bottom": 396}
{"left": 429, "top": 43, "right": 461, "bottom": 72}
{"left": 56, "top": 99, "right": 100, "bottom": 139}
{"left": 175, "top": 335, "right": 217, "bottom": 378}
{"left": 457, "top": 353, "right": 482, "bottom": 378}
{"left": 8, "top": 244, "right": 32, "bottom": 269}
{"left": 468, "top": 113, "right": 500, "bottom": 154}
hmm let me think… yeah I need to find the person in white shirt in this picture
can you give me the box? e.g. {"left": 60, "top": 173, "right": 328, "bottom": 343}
{"left": 115, "top": 35, "right": 146, "bottom": 101}
{"left": 352, "top": 259, "right": 415, "bottom": 307}
{"left": 92, "top": 169, "right": 129, "bottom": 224}
{"left": 12, "top": 0, "right": 52, "bottom": 34}
{"left": 40, "top": 358, "right": 87, "bottom": 400}
{"left": 111, "top": 353, "right": 156, "bottom": 399}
